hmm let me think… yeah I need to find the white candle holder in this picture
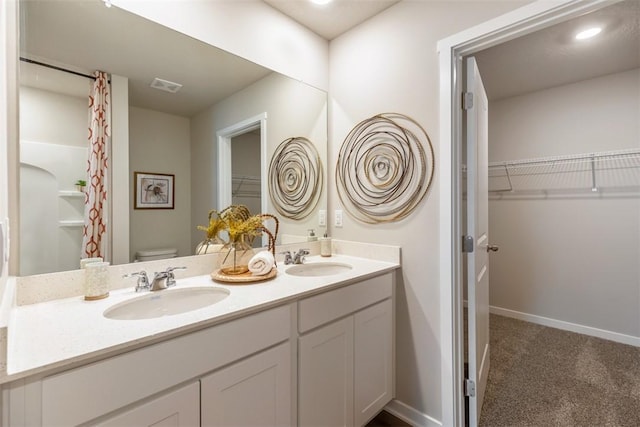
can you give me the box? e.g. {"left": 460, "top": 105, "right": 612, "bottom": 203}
{"left": 80, "top": 257, "right": 103, "bottom": 269}
{"left": 84, "top": 261, "right": 110, "bottom": 301}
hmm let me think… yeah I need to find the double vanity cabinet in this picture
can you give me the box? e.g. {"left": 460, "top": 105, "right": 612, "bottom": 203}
{"left": 3, "top": 255, "right": 397, "bottom": 427}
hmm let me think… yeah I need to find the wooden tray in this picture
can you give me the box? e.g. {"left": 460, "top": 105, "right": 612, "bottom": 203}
{"left": 210, "top": 267, "right": 277, "bottom": 284}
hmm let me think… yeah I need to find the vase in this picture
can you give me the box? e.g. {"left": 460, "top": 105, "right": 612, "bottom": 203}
{"left": 195, "top": 238, "right": 224, "bottom": 255}
{"left": 218, "top": 237, "right": 255, "bottom": 275}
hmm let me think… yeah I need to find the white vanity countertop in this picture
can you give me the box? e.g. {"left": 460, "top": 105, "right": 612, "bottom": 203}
{"left": 6, "top": 255, "right": 398, "bottom": 382}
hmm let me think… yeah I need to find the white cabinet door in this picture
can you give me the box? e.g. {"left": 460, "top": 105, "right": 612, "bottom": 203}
{"left": 201, "top": 342, "right": 291, "bottom": 427}
{"left": 298, "top": 317, "right": 354, "bottom": 427}
{"left": 354, "top": 299, "right": 394, "bottom": 426}
{"left": 96, "top": 382, "right": 199, "bottom": 427}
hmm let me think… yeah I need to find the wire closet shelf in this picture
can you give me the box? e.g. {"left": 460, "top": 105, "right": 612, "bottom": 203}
{"left": 488, "top": 148, "right": 640, "bottom": 194}
{"left": 232, "top": 175, "right": 261, "bottom": 198}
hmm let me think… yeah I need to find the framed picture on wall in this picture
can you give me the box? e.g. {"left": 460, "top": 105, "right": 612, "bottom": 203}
{"left": 134, "top": 172, "right": 175, "bottom": 209}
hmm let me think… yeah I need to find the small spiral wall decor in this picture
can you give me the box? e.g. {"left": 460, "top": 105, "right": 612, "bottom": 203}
{"left": 269, "top": 137, "right": 323, "bottom": 220}
{"left": 336, "top": 113, "right": 435, "bottom": 224}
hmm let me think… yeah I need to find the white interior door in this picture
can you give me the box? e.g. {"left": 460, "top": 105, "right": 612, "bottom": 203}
{"left": 465, "top": 56, "right": 493, "bottom": 427}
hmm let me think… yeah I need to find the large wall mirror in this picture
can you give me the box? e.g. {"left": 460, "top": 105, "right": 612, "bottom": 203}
{"left": 16, "top": 0, "right": 327, "bottom": 276}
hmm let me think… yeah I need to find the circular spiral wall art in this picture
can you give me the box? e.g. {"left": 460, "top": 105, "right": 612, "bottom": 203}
{"left": 269, "top": 137, "right": 323, "bottom": 220}
{"left": 336, "top": 113, "right": 435, "bottom": 224}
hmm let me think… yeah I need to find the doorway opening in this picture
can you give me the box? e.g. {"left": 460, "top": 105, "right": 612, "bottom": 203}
{"left": 468, "top": 2, "right": 640, "bottom": 419}
{"left": 231, "top": 129, "right": 262, "bottom": 248}
{"left": 438, "top": 1, "right": 621, "bottom": 425}
{"left": 217, "top": 112, "right": 268, "bottom": 246}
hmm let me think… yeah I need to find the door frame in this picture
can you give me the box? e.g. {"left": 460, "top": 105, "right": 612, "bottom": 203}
{"left": 437, "top": 1, "right": 614, "bottom": 425}
{"left": 216, "top": 112, "right": 268, "bottom": 215}
{"left": 217, "top": 113, "right": 268, "bottom": 246}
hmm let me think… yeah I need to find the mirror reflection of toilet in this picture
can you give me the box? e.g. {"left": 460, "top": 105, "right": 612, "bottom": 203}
{"left": 135, "top": 248, "right": 177, "bottom": 262}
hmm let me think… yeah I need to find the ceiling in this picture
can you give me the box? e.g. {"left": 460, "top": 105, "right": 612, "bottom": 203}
{"left": 474, "top": 0, "right": 640, "bottom": 100}
{"left": 21, "top": 0, "right": 272, "bottom": 117}
{"left": 21, "top": 0, "right": 639, "bottom": 112}
{"left": 264, "top": 0, "right": 638, "bottom": 100}
{"left": 263, "top": 0, "right": 400, "bottom": 40}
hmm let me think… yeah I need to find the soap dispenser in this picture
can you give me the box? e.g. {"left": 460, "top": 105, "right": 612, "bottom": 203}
{"left": 320, "top": 232, "right": 332, "bottom": 257}
{"left": 307, "top": 229, "right": 318, "bottom": 242}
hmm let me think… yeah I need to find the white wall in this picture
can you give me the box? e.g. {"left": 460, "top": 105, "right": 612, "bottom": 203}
{"left": 110, "top": 75, "right": 130, "bottom": 265}
{"left": 0, "top": 0, "right": 19, "bottom": 278}
{"left": 110, "top": 0, "right": 329, "bottom": 91}
{"left": 19, "top": 86, "right": 87, "bottom": 146}
{"left": 489, "top": 69, "right": 640, "bottom": 159}
{"left": 0, "top": 0, "right": 17, "bottom": 399}
{"left": 19, "top": 142, "right": 87, "bottom": 275}
{"left": 129, "top": 107, "right": 191, "bottom": 260}
{"left": 488, "top": 69, "right": 640, "bottom": 341}
{"left": 0, "top": 11, "right": 6, "bottom": 283}
{"left": 19, "top": 86, "right": 88, "bottom": 275}
{"left": 190, "top": 72, "right": 327, "bottom": 249}
{"left": 329, "top": 1, "right": 529, "bottom": 423}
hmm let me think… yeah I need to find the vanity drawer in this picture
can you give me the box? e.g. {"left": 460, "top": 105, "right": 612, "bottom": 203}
{"left": 298, "top": 272, "right": 392, "bottom": 333}
{"left": 41, "top": 305, "right": 290, "bottom": 427}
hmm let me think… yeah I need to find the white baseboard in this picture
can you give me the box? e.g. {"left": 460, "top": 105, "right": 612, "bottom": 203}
{"left": 490, "top": 305, "right": 640, "bottom": 348}
{"left": 384, "top": 399, "right": 442, "bottom": 427}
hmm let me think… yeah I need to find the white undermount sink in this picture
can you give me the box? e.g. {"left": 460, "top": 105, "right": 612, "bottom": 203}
{"left": 285, "top": 262, "right": 352, "bottom": 277}
{"left": 104, "top": 287, "right": 230, "bottom": 320}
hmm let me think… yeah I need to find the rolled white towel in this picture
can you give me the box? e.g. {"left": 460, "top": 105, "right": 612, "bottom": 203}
{"left": 248, "top": 251, "right": 275, "bottom": 276}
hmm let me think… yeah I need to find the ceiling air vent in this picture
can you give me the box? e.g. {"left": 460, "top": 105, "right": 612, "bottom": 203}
{"left": 150, "top": 77, "right": 182, "bottom": 93}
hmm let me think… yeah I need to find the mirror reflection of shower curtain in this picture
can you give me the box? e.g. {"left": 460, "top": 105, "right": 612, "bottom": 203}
{"left": 82, "top": 71, "right": 110, "bottom": 259}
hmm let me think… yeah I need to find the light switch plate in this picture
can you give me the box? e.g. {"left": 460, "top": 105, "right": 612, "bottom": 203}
{"left": 318, "top": 209, "right": 326, "bottom": 227}
{"left": 334, "top": 210, "right": 343, "bottom": 228}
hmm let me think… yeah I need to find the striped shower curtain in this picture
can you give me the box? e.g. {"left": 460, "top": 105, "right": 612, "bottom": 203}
{"left": 82, "top": 71, "right": 110, "bottom": 259}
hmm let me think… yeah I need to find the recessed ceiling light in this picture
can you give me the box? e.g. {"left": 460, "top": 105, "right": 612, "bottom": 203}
{"left": 575, "top": 27, "right": 602, "bottom": 40}
{"left": 310, "top": 0, "right": 333, "bottom": 5}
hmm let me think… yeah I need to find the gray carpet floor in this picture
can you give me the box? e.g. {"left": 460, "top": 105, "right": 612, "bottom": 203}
{"left": 365, "top": 410, "right": 410, "bottom": 427}
{"left": 479, "top": 314, "right": 640, "bottom": 427}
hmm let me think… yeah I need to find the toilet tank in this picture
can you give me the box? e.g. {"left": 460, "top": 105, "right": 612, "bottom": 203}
{"left": 135, "top": 248, "right": 178, "bottom": 262}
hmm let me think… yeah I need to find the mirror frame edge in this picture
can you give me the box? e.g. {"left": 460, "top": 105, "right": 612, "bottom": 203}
{"left": 6, "top": 0, "right": 20, "bottom": 276}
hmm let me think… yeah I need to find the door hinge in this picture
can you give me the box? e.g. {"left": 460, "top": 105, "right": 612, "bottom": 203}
{"left": 464, "top": 379, "right": 476, "bottom": 397}
{"left": 463, "top": 235, "right": 474, "bottom": 253}
{"left": 463, "top": 92, "right": 474, "bottom": 110}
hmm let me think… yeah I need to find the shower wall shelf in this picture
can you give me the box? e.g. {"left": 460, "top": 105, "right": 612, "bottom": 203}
{"left": 58, "top": 191, "right": 85, "bottom": 228}
{"left": 59, "top": 220, "right": 84, "bottom": 227}
{"left": 58, "top": 190, "right": 85, "bottom": 198}
{"left": 488, "top": 149, "right": 640, "bottom": 194}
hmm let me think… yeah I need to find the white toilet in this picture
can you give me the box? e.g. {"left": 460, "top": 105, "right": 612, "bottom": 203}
{"left": 135, "top": 248, "right": 178, "bottom": 262}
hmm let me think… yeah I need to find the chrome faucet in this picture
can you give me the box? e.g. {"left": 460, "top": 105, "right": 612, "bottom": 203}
{"left": 166, "top": 266, "right": 186, "bottom": 286}
{"left": 282, "top": 249, "right": 310, "bottom": 265}
{"left": 123, "top": 271, "right": 150, "bottom": 292}
{"left": 123, "top": 267, "right": 186, "bottom": 292}
{"left": 294, "top": 249, "right": 310, "bottom": 264}
{"left": 281, "top": 251, "right": 293, "bottom": 265}
{"left": 150, "top": 267, "right": 187, "bottom": 291}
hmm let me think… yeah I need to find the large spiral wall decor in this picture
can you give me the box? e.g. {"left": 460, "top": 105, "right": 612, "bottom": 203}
{"left": 336, "top": 113, "right": 435, "bottom": 224}
{"left": 269, "top": 137, "right": 323, "bottom": 220}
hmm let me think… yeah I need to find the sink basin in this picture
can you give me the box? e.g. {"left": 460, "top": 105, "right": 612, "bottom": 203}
{"left": 104, "top": 287, "right": 230, "bottom": 320}
{"left": 285, "top": 262, "right": 352, "bottom": 277}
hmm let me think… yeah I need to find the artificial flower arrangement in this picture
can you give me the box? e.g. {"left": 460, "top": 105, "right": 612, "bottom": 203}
{"left": 197, "top": 205, "right": 278, "bottom": 275}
